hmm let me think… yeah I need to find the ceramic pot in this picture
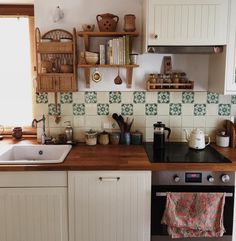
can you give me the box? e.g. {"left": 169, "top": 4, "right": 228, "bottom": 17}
{"left": 110, "top": 132, "right": 120, "bottom": 145}
{"left": 96, "top": 13, "right": 119, "bottom": 32}
{"left": 123, "top": 14, "right": 136, "bottom": 32}
{"left": 85, "top": 129, "right": 97, "bottom": 145}
{"left": 98, "top": 131, "right": 109, "bottom": 145}
{"left": 12, "top": 127, "right": 23, "bottom": 139}
{"left": 120, "top": 132, "right": 131, "bottom": 145}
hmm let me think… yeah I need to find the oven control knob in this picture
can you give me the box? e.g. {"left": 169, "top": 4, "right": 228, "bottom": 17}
{"left": 207, "top": 175, "right": 215, "bottom": 183}
{"left": 221, "top": 174, "right": 230, "bottom": 183}
{"left": 173, "top": 175, "right": 180, "bottom": 183}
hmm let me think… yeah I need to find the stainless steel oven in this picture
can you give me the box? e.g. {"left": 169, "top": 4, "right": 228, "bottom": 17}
{"left": 151, "top": 171, "right": 235, "bottom": 241}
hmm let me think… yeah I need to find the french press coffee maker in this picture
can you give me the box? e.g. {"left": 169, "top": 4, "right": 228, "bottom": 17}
{"left": 153, "top": 121, "right": 171, "bottom": 149}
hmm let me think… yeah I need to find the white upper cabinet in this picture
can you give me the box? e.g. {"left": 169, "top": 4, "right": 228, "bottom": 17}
{"left": 208, "top": 0, "right": 236, "bottom": 94}
{"left": 143, "top": 0, "right": 229, "bottom": 48}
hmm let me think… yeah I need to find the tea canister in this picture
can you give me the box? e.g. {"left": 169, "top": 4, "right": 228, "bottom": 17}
{"left": 131, "top": 131, "right": 142, "bottom": 145}
{"left": 98, "top": 131, "right": 109, "bottom": 145}
{"left": 85, "top": 129, "right": 97, "bottom": 145}
{"left": 109, "top": 132, "right": 120, "bottom": 145}
{"left": 216, "top": 131, "right": 230, "bottom": 147}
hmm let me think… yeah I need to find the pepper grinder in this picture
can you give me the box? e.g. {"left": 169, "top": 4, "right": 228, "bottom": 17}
{"left": 64, "top": 121, "right": 73, "bottom": 144}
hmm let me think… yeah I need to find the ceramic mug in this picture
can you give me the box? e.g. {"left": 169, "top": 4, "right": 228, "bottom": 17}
{"left": 12, "top": 127, "right": 23, "bottom": 139}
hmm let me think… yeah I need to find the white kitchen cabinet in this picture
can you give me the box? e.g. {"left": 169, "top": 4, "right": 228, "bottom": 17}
{"left": 0, "top": 171, "right": 68, "bottom": 241}
{"left": 208, "top": 0, "right": 236, "bottom": 94}
{"left": 68, "top": 171, "right": 151, "bottom": 241}
{"left": 143, "top": 0, "right": 229, "bottom": 49}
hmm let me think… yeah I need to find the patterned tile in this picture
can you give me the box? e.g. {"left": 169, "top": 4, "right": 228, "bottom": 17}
{"left": 169, "top": 103, "right": 182, "bottom": 116}
{"left": 158, "top": 92, "right": 170, "bottom": 103}
{"left": 48, "top": 103, "right": 61, "bottom": 115}
{"left": 145, "top": 103, "right": 157, "bottom": 115}
{"left": 60, "top": 92, "right": 73, "bottom": 104}
{"left": 231, "top": 95, "right": 236, "bottom": 104}
{"left": 194, "top": 104, "right": 206, "bottom": 116}
{"left": 121, "top": 104, "right": 133, "bottom": 116}
{"left": 97, "top": 104, "right": 109, "bottom": 115}
{"left": 182, "top": 92, "right": 194, "bottom": 103}
{"left": 207, "top": 92, "right": 219, "bottom": 104}
{"left": 85, "top": 91, "right": 97, "bottom": 103}
{"left": 109, "top": 91, "right": 121, "bottom": 104}
{"left": 133, "top": 91, "right": 145, "bottom": 103}
{"left": 36, "top": 92, "right": 48, "bottom": 103}
{"left": 218, "top": 104, "right": 231, "bottom": 116}
{"left": 73, "top": 103, "right": 85, "bottom": 115}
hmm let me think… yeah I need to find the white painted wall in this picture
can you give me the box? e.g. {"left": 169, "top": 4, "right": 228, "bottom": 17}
{"left": 34, "top": 0, "right": 209, "bottom": 91}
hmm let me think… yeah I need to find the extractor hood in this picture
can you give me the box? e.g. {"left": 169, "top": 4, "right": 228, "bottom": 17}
{"left": 147, "top": 46, "right": 224, "bottom": 54}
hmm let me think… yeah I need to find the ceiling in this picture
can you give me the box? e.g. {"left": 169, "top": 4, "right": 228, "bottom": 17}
{"left": 0, "top": 0, "right": 33, "bottom": 3}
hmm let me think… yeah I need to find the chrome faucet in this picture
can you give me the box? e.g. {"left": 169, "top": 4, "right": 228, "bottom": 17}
{"left": 32, "top": 115, "right": 47, "bottom": 144}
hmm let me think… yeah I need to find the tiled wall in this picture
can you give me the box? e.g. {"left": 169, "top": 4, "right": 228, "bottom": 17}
{"left": 35, "top": 91, "right": 236, "bottom": 142}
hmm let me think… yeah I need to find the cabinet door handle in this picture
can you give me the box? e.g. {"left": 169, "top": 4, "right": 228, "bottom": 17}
{"left": 154, "top": 34, "right": 158, "bottom": 39}
{"left": 99, "top": 177, "right": 120, "bottom": 182}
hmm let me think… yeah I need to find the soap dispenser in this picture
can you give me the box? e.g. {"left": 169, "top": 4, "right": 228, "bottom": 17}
{"left": 64, "top": 121, "right": 73, "bottom": 144}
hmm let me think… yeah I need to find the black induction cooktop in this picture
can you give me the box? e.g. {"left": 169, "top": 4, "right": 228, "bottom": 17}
{"left": 144, "top": 142, "right": 231, "bottom": 163}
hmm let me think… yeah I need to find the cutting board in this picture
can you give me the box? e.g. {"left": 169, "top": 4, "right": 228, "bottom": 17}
{"left": 224, "top": 120, "right": 236, "bottom": 148}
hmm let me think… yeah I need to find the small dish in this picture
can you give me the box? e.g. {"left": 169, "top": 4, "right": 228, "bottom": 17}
{"left": 92, "top": 69, "right": 102, "bottom": 83}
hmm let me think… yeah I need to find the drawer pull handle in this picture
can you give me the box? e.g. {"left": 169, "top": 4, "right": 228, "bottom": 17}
{"left": 154, "top": 34, "right": 158, "bottom": 39}
{"left": 156, "top": 192, "right": 233, "bottom": 197}
{"left": 99, "top": 177, "right": 120, "bottom": 182}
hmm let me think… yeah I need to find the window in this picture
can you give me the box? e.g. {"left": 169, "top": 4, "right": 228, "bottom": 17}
{"left": 0, "top": 17, "right": 33, "bottom": 127}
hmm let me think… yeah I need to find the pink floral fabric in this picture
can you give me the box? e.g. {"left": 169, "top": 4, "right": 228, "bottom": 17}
{"left": 161, "top": 192, "right": 226, "bottom": 239}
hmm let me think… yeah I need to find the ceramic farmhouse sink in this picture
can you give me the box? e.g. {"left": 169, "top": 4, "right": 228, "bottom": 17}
{"left": 0, "top": 144, "right": 72, "bottom": 164}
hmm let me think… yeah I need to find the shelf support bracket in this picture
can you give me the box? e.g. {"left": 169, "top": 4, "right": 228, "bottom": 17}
{"left": 84, "top": 68, "right": 90, "bottom": 88}
{"left": 126, "top": 67, "right": 133, "bottom": 88}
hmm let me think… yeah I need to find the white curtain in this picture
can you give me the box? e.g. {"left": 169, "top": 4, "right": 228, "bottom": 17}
{"left": 0, "top": 17, "right": 32, "bottom": 126}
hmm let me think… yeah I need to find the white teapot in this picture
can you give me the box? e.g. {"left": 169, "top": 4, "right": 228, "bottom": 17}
{"left": 184, "top": 128, "right": 210, "bottom": 149}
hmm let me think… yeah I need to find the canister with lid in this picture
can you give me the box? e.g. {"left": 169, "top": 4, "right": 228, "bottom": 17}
{"left": 215, "top": 131, "right": 230, "bottom": 147}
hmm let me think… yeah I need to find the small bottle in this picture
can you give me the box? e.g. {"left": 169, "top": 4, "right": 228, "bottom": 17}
{"left": 64, "top": 121, "right": 73, "bottom": 144}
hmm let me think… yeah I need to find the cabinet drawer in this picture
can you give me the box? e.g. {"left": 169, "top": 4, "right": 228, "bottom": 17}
{"left": 0, "top": 171, "right": 67, "bottom": 187}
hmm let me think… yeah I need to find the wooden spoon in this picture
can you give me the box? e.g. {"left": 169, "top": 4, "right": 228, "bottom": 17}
{"left": 114, "top": 68, "right": 122, "bottom": 85}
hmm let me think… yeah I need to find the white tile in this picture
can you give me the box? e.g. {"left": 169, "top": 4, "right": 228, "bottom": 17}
{"left": 97, "top": 92, "right": 109, "bottom": 103}
{"left": 194, "top": 92, "right": 207, "bottom": 103}
{"left": 205, "top": 116, "right": 218, "bottom": 128}
{"left": 146, "top": 92, "right": 157, "bottom": 103}
{"left": 169, "top": 116, "right": 182, "bottom": 127}
{"left": 73, "top": 127, "right": 86, "bottom": 142}
{"left": 205, "top": 128, "right": 217, "bottom": 142}
{"left": 60, "top": 116, "right": 74, "bottom": 128}
{"left": 48, "top": 93, "right": 56, "bottom": 103}
{"left": 170, "top": 92, "right": 182, "bottom": 103}
{"left": 48, "top": 127, "right": 61, "bottom": 138}
{"left": 133, "top": 116, "right": 146, "bottom": 129}
{"left": 121, "top": 92, "right": 133, "bottom": 103}
{"left": 48, "top": 116, "right": 60, "bottom": 128}
{"left": 85, "top": 115, "right": 102, "bottom": 129}
{"left": 146, "top": 116, "right": 158, "bottom": 128}
{"left": 73, "top": 92, "right": 85, "bottom": 103}
{"left": 158, "top": 104, "right": 169, "bottom": 115}
{"left": 85, "top": 104, "right": 97, "bottom": 115}
{"left": 182, "top": 104, "right": 194, "bottom": 115}
{"left": 34, "top": 104, "right": 48, "bottom": 116}
{"left": 73, "top": 116, "right": 85, "bottom": 127}
{"left": 145, "top": 127, "right": 154, "bottom": 142}
{"left": 193, "top": 116, "right": 206, "bottom": 128}
{"left": 217, "top": 116, "right": 230, "bottom": 129}
{"left": 182, "top": 116, "right": 194, "bottom": 128}
{"left": 157, "top": 116, "right": 170, "bottom": 126}
{"left": 231, "top": 105, "right": 236, "bottom": 116}
{"left": 219, "top": 94, "right": 231, "bottom": 104}
{"left": 109, "top": 104, "right": 121, "bottom": 114}
{"left": 133, "top": 104, "right": 145, "bottom": 115}
{"left": 206, "top": 104, "right": 218, "bottom": 115}
{"left": 61, "top": 104, "right": 73, "bottom": 115}
{"left": 169, "top": 128, "right": 182, "bottom": 141}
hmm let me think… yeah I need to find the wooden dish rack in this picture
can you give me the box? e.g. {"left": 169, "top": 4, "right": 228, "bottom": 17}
{"left": 147, "top": 80, "right": 194, "bottom": 91}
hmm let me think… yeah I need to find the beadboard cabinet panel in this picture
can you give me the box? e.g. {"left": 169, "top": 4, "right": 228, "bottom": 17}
{"left": 0, "top": 187, "right": 68, "bottom": 241}
{"left": 146, "top": 0, "right": 229, "bottom": 47}
{"left": 68, "top": 171, "right": 151, "bottom": 241}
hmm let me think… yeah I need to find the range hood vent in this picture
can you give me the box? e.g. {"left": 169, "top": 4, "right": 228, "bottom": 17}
{"left": 147, "top": 46, "right": 223, "bottom": 54}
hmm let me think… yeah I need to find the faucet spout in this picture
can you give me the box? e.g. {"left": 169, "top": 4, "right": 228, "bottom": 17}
{"left": 31, "top": 115, "right": 48, "bottom": 144}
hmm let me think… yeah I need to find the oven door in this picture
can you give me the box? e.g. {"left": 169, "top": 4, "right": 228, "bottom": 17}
{"left": 151, "top": 185, "right": 234, "bottom": 241}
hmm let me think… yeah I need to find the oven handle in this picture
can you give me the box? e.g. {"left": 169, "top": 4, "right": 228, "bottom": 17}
{"left": 156, "top": 192, "right": 233, "bottom": 197}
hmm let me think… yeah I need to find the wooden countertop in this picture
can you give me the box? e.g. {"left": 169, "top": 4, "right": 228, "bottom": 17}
{"left": 1, "top": 138, "right": 236, "bottom": 171}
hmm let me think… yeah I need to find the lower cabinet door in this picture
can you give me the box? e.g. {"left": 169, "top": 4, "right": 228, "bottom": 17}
{"left": 68, "top": 171, "right": 151, "bottom": 241}
{"left": 0, "top": 187, "right": 68, "bottom": 241}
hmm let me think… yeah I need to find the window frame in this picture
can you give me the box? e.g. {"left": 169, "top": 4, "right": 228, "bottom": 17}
{"left": 0, "top": 4, "right": 36, "bottom": 137}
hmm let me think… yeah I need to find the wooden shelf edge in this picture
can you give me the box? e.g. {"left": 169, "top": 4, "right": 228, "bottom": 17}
{"left": 78, "top": 64, "right": 139, "bottom": 68}
{"left": 77, "top": 31, "right": 139, "bottom": 37}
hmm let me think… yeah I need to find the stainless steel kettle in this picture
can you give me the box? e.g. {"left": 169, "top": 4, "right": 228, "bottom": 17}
{"left": 65, "top": 121, "right": 73, "bottom": 144}
{"left": 153, "top": 121, "right": 171, "bottom": 149}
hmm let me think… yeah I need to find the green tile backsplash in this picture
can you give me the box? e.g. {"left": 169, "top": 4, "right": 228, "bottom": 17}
{"left": 35, "top": 91, "right": 236, "bottom": 142}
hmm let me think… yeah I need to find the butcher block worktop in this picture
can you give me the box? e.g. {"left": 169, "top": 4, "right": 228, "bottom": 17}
{"left": 0, "top": 138, "right": 236, "bottom": 171}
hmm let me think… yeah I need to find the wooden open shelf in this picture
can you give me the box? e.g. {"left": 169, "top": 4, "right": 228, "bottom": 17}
{"left": 78, "top": 64, "right": 139, "bottom": 88}
{"left": 77, "top": 31, "right": 139, "bottom": 37}
{"left": 147, "top": 81, "right": 194, "bottom": 91}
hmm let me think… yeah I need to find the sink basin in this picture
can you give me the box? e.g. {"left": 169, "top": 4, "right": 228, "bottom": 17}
{"left": 0, "top": 144, "right": 72, "bottom": 164}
